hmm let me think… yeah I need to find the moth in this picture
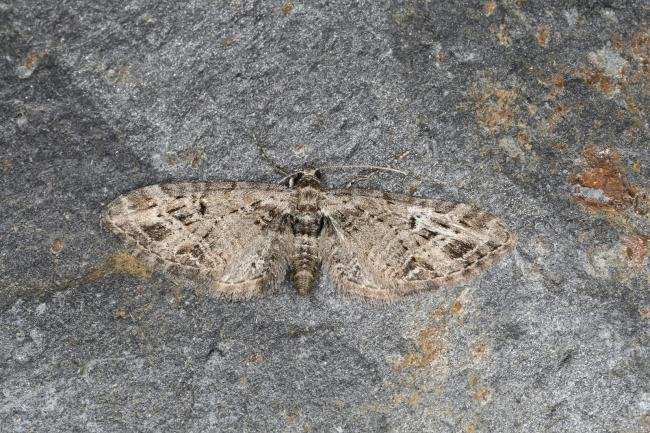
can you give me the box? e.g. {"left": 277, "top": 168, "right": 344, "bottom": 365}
{"left": 103, "top": 170, "right": 516, "bottom": 301}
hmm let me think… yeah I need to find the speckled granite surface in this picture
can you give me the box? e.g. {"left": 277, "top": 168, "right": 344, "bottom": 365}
{"left": 1, "top": 1, "right": 648, "bottom": 432}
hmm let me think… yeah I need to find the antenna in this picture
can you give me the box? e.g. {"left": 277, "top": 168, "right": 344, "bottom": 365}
{"left": 326, "top": 150, "right": 412, "bottom": 187}
{"left": 240, "top": 120, "right": 412, "bottom": 186}
{"left": 251, "top": 131, "right": 291, "bottom": 176}
{"left": 319, "top": 165, "right": 407, "bottom": 176}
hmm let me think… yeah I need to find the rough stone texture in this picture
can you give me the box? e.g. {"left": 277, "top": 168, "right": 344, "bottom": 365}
{"left": 1, "top": 0, "right": 648, "bottom": 432}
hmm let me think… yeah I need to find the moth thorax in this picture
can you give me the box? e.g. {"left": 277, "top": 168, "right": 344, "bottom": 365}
{"left": 292, "top": 213, "right": 323, "bottom": 236}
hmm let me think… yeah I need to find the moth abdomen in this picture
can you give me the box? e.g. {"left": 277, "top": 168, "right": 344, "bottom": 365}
{"left": 290, "top": 235, "right": 321, "bottom": 295}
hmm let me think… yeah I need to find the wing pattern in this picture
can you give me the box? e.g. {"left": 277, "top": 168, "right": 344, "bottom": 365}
{"left": 104, "top": 179, "right": 516, "bottom": 301}
{"left": 103, "top": 182, "right": 293, "bottom": 299}
{"left": 320, "top": 189, "right": 516, "bottom": 301}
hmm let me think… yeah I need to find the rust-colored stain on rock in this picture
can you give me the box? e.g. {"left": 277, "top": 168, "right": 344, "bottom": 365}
{"left": 470, "top": 337, "right": 489, "bottom": 364}
{"left": 468, "top": 374, "right": 492, "bottom": 403}
{"left": 24, "top": 51, "right": 39, "bottom": 69}
{"left": 471, "top": 84, "right": 519, "bottom": 132}
{"left": 396, "top": 308, "right": 447, "bottom": 370}
{"left": 118, "top": 64, "right": 128, "bottom": 81}
{"left": 640, "top": 307, "right": 650, "bottom": 319}
{"left": 220, "top": 36, "right": 235, "bottom": 49}
{"left": 492, "top": 24, "right": 512, "bottom": 47}
{"left": 82, "top": 250, "right": 151, "bottom": 283}
{"left": 536, "top": 25, "right": 549, "bottom": 48}
{"left": 247, "top": 352, "right": 264, "bottom": 364}
{"left": 51, "top": 238, "right": 64, "bottom": 254}
{"left": 584, "top": 69, "right": 616, "bottom": 95}
{"left": 628, "top": 29, "right": 649, "bottom": 58}
{"left": 281, "top": 0, "right": 294, "bottom": 15}
{"left": 473, "top": 386, "right": 491, "bottom": 403}
{"left": 623, "top": 235, "right": 649, "bottom": 269}
{"left": 464, "top": 423, "right": 477, "bottom": 433}
{"left": 546, "top": 74, "right": 564, "bottom": 99}
{"left": 450, "top": 300, "right": 464, "bottom": 316}
{"left": 484, "top": 0, "right": 496, "bottom": 16}
{"left": 568, "top": 144, "right": 646, "bottom": 215}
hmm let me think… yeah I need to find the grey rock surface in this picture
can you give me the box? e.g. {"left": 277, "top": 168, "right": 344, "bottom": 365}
{"left": 1, "top": 0, "right": 649, "bottom": 432}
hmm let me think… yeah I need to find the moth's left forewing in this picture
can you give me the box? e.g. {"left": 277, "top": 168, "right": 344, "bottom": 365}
{"left": 319, "top": 188, "right": 516, "bottom": 301}
{"left": 103, "top": 181, "right": 295, "bottom": 299}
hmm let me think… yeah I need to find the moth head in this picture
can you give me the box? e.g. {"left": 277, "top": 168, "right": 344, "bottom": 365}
{"left": 287, "top": 169, "right": 322, "bottom": 189}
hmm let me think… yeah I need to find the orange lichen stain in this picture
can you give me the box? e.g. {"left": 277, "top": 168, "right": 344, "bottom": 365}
{"left": 370, "top": 305, "right": 460, "bottom": 414}
{"left": 396, "top": 308, "right": 447, "bottom": 370}
{"left": 568, "top": 144, "right": 644, "bottom": 213}
{"left": 112, "top": 251, "right": 150, "bottom": 277}
{"left": 220, "top": 36, "right": 235, "bottom": 49}
{"left": 247, "top": 352, "right": 264, "bottom": 364}
{"left": 24, "top": 51, "right": 39, "bottom": 69}
{"left": 464, "top": 423, "right": 477, "bottom": 433}
{"left": 624, "top": 96, "right": 645, "bottom": 129}
{"left": 623, "top": 235, "right": 649, "bottom": 269}
{"left": 544, "top": 103, "right": 569, "bottom": 132}
{"left": 362, "top": 401, "right": 392, "bottom": 415}
{"left": 82, "top": 250, "right": 151, "bottom": 283}
{"left": 450, "top": 300, "right": 464, "bottom": 316}
{"left": 473, "top": 386, "right": 492, "bottom": 403}
{"left": 627, "top": 28, "right": 649, "bottom": 63}
{"left": 468, "top": 374, "right": 492, "bottom": 403}
{"left": 450, "top": 288, "right": 473, "bottom": 319}
{"left": 392, "top": 391, "right": 421, "bottom": 407}
{"left": 640, "top": 307, "right": 650, "bottom": 319}
{"left": 536, "top": 25, "right": 549, "bottom": 48}
{"left": 50, "top": 238, "right": 64, "bottom": 254}
{"left": 470, "top": 337, "right": 489, "bottom": 364}
{"left": 118, "top": 64, "right": 127, "bottom": 81}
{"left": 472, "top": 84, "right": 519, "bottom": 132}
{"left": 585, "top": 69, "right": 615, "bottom": 94}
{"left": 281, "top": 0, "right": 294, "bottom": 15}
{"left": 610, "top": 32, "right": 625, "bottom": 50}
{"left": 552, "top": 142, "right": 567, "bottom": 152}
{"left": 516, "top": 131, "right": 530, "bottom": 145}
{"left": 484, "top": 0, "right": 496, "bottom": 16}
{"left": 543, "top": 72, "right": 566, "bottom": 99}
{"left": 492, "top": 24, "right": 512, "bottom": 47}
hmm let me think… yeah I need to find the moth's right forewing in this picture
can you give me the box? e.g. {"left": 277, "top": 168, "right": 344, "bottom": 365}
{"left": 104, "top": 181, "right": 294, "bottom": 299}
